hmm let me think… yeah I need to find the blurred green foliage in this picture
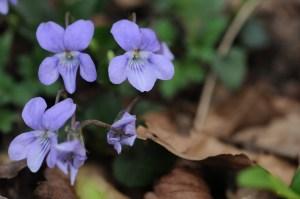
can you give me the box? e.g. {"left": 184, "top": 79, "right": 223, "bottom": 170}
{"left": 154, "top": 0, "right": 229, "bottom": 98}
{"left": 212, "top": 48, "right": 247, "bottom": 89}
{"left": 238, "top": 166, "right": 300, "bottom": 199}
{"left": 291, "top": 168, "right": 300, "bottom": 195}
{"left": 0, "top": 0, "right": 270, "bottom": 192}
{"left": 113, "top": 141, "right": 175, "bottom": 187}
{"left": 0, "top": 0, "right": 270, "bottom": 133}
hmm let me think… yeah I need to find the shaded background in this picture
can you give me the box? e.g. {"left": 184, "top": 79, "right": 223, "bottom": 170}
{"left": 1, "top": 0, "right": 300, "bottom": 198}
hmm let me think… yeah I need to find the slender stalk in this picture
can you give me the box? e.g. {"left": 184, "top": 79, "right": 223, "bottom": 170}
{"left": 125, "top": 96, "right": 140, "bottom": 113}
{"left": 65, "top": 12, "right": 71, "bottom": 27}
{"left": 194, "top": 0, "right": 261, "bottom": 131}
{"left": 80, "top": 120, "right": 112, "bottom": 130}
{"left": 71, "top": 114, "right": 76, "bottom": 129}
{"left": 132, "top": 12, "right": 137, "bottom": 23}
{"left": 55, "top": 89, "right": 66, "bottom": 104}
{"left": 79, "top": 119, "right": 128, "bottom": 136}
{"left": 80, "top": 98, "right": 139, "bottom": 132}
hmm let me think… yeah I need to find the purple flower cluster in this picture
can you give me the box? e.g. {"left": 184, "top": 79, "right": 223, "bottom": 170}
{"left": 8, "top": 17, "right": 174, "bottom": 185}
{"left": 8, "top": 97, "right": 86, "bottom": 184}
{"left": 0, "top": 0, "right": 17, "bottom": 15}
{"left": 8, "top": 97, "right": 76, "bottom": 172}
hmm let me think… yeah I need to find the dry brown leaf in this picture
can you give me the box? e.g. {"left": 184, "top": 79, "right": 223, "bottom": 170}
{"left": 227, "top": 188, "right": 275, "bottom": 199}
{"left": 35, "top": 168, "right": 77, "bottom": 199}
{"left": 146, "top": 155, "right": 256, "bottom": 199}
{"left": 138, "top": 112, "right": 243, "bottom": 160}
{"left": 76, "top": 165, "right": 129, "bottom": 199}
{"left": 200, "top": 85, "right": 279, "bottom": 138}
{"left": 114, "top": 0, "right": 146, "bottom": 8}
{"left": 233, "top": 112, "right": 300, "bottom": 159}
{"left": 137, "top": 111, "right": 295, "bottom": 183}
{"left": 144, "top": 167, "right": 213, "bottom": 199}
{"left": 199, "top": 83, "right": 300, "bottom": 140}
{"left": 0, "top": 160, "right": 26, "bottom": 179}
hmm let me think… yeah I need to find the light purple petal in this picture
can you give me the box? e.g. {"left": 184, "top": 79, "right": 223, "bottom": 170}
{"left": 57, "top": 161, "right": 68, "bottom": 175}
{"left": 64, "top": 20, "right": 94, "bottom": 51}
{"left": 8, "top": 131, "right": 37, "bottom": 161}
{"left": 127, "top": 61, "right": 157, "bottom": 92}
{"left": 140, "top": 28, "right": 160, "bottom": 52}
{"left": 0, "top": 0, "right": 8, "bottom": 15}
{"left": 46, "top": 147, "right": 57, "bottom": 168}
{"left": 9, "top": 0, "right": 17, "bottom": 5}
{"left": 124, "top": 121, "right": 136, "bottom": 135}
{"left": 70, "top": 166, "right": 79, "bottom": 185}
{"left": 36, "top": 22, "right": 65, "bottom": 53}
{"left": 114, "top": 143, "right": 122, "bottom": 154}
{"left": 112, "top": 112, "right": 136, "bottom": 129}
{"left": 22, "top": 97, "right": 47, "bottom": 130}
{"left": 108, "top": 54, "right": 128, "bottom": 84}
{"left": 120, "top": 135, "right": 136, "bottom": 146}
{"left": 56, "top": 140, "right": 77, "bottom": 153}
{"left": 27, "top": 137, "right": 51, "bottom": 172}
{"left": 150, "top": 54, "right": 174, "bottom": 80}
{"left": 158, "top": 42, "right": 174, "bottom": 60}
{"left": 38, "top": 56, "right": 59, "bottom": 85}
{"left": 73, "top": 155, "right": 86, "bottom": 168}
{"left": 55, "top": 140, "right": 86, "bottom": 177}
{"left": 58, "top": 59, "right": 80, "bottom": 94}
{"left": 42, "top": 98, "right": 76, "bottom": 131}
{"left": 79, "top": 53, "right": 97, "bottom": 82}
{"left": 46, "top": 135, "right": 58, "bottom": 168}
{"left": 111, "top": 19, "right": 142, "bottom": 51}
{"left": 107, "top": 132, "right": 120, "bottom": 144}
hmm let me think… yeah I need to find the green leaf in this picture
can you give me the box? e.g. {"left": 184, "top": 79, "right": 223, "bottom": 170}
{"left": 153, "top": 18, "right": 176, "bottom": 44}
{"left": 0, "top": 73, "right": 15, "bottom": 105}
{"left": 240, "top": 18, "right": 269, "bottom": 49}
{"left": 160, "top": 61, "right": 204, "bottom": 98}
{"left": 83, "top": 93, "right": 122, "bottom": 124}
{"left": 76, "top": 177, "right": 107, "bottom": 199}
{"left": 64, "top": 0, "right": 99, "bottom": 18}
{"left": 238, "top": 166, "right": 300, "bottom": 199}
{"left": 16, "top": 0, "right": 57, "bottom": 27}
{"left": 0, "top": 31, "right": 13, "bottom": 69}
{"left": 113, "top": 141, "right": 175, "bottom": 187}
{"left": 0, "top": 109, "right": 17, "bottom": 133}
{"left": 211, "top": 48, "right": 247, "bottom": 90}
{"left": 199, "top": 18, "right": 227, "bottom": 49}
{"left": 291, "top": 168, "right": 300, "bottom": 194}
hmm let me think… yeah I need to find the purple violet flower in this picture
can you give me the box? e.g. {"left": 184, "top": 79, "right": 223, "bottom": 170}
{"left": 109, "top": 19, "right": 174, "bottom": 92}
{"left": 36, "top": 20, "right": 97, "bottom": 94}
{"left": 55, "top": 140, "right": 87, "bottom": 185}
{"left": 8, "top": 97, "right": 76, "bottom": 172}
{"left": 107, "top": 112, "right": 137, "bottom": 154}
{"left": 0, "top": 0, "right": 17, "bottom": 15}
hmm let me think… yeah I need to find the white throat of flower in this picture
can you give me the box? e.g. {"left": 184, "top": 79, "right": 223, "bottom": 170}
{"left": 57, "top": 51, "right": 80, "bottom": 68}
{"left": 127, "top": 50, "right": 150, "bottom": 72}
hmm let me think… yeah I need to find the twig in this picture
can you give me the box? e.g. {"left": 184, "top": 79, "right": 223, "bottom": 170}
{"left": 80, "top": 120, "right": 112, "bottom": 129}
{"left": 55, "top": 89, "right": 66, "bottom": 104}
{"left": 125, "top": 96, "right": 140, "bottom": 113}
{"left": 193, "top": 0, "right": 261, "bottom": 131}
{"left": 132, "top": 12, "right": 137, "bottom": 23}
{"left": 194, "top": 73, "right": 217, "bottom": 131}
{"left": 80, "top": 119, "right": 127, "bottom": 136}
{"left": 218, "top": 0, "right": 261, "bottom": 56}
{"left": 65, "top": 12, "right": 71, "bottom": 27}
